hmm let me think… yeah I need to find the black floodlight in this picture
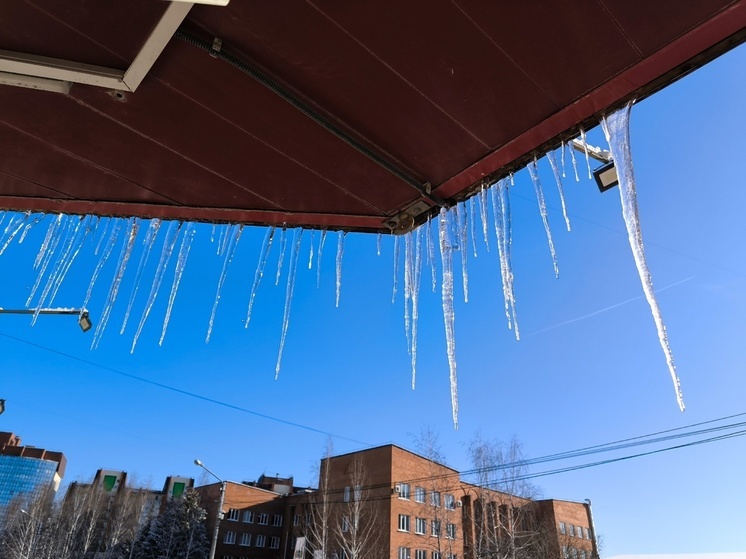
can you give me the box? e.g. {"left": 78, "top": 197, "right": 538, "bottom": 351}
{"left": 593, "top": 160, "right": 619, "bottom": 192}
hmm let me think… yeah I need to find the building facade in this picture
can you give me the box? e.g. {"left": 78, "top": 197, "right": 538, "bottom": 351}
{"left": 0, "top": 431, "right": 66, "bottom": 508}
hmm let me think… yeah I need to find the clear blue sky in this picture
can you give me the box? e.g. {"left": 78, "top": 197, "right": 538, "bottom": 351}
{"left": 1, "top": 44, "right": 744, "bottom": 556}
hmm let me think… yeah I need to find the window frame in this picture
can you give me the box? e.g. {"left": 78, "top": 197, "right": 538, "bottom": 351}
{"left": 398, "top": 514, "right": 411, "bottom": 532}
{"left": 415, "top": 486, "right": 426, "bottom": 503}
{"left": 224, "top": 531, "right": 236, "bottom": 544}
{"left": 242, "top": 510, "right": 254, "bottom": 523}
{"left": 398, "top": 483, "right": 411, "bottom": 500}
{"left": 415, "top": 517, "right": 426, "bottom": 535}
{"left": 257, "top": 513, "right": 269, "bottom": 526}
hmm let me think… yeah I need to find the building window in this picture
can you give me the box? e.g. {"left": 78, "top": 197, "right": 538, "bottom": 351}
{"left": 430, "top": 491, "right": 441, "bottom": 507}
{"left": 431, "top": 520, "right": 441, "bottom": 537}
{"left": 415, "top": 486, "right": 426, "bottom": 503}
{"left": 294, "top": 514, "right": 300, "bottom": 526}
{"left": 444, "top": 494, "right": 456, "bottom": 510}
{"left": 272, "top": 514, "right": 282, "bottom": 527}
{"left": 242, "top": 511, "right": 254, "bottom": 523}
{"left": 228, "top": 509, "right": 240, "bottom": 521}
{"left": 342, "top": 516, "right": 350, "bottom": 532}
{"left": 584, "top": 527, "right": 591, "bottom": 540}
{"left": 270, "top": 536, "right": 280, "bottom": 549}
{"left": 305, "top": 512, "right": 312, "bottom": 525}
{"left": 344, "top": 487, "right": 351, "bottom": 502}
{"left": 559, "top": 522, "right": 566, "bottom": 535}
{"left": 224, "top": 531, "right": 236, "bottom": 544}
{"left": 569, "top": 524, "right": 575, "bottom": 537}
{"left": 239, "top": 533, "right": 251, "bottom": 546}
{"left": 354, "top": 485, "right": 362, "bottom": 501}
{"left": 432, "top": 552, "right": 441, "bottom": 559}
{"left": 416, "top": 551, "right": 427, "bottom": 559}
{"left": 398, "top": 514, "right": 410, "bottom": 532}
{"left": 255, "top": 535, "right": 266, "bottom": 548}
{"left": 415, "top": 517, "right": 426, "bottom": 535}
{"left": 446, "top": 523, "right": 457, "bottom": 540}
{"left": 398, "top": 547, "right": 411, "bottom": 559}
{"left": 398, "top": 483, "right": 411, "bottom": 499}
{"left": 258, "top": 513, "right": 269, "bottom": 525}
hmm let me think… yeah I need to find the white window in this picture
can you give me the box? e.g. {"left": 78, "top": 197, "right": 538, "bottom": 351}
{"left": 446, "top": 523, "right": 457, "bottom": 540}
{"left": 344, "top": 487, "right": 351, "bottom": 502}
{"left": 398, "top": 483, "right": 410, "bottom": 499}
{"left": 398, "top": 514, "right": 410, "bottom": 532}
{"left": 239, "top": 533, "right": 251, "bottom": 546}
{"left": 224, "top": 531, "right": 236, "bottom": 544}
{"left": 444, "top": 494, "right": 455, "bottom": 510}
{"left": 415, "top": 517, "right": 426, "bottom": 535}
{"left": 416, "top": 551, "right": 427, "bottom": 559}
{"left": 415, "top": 486, "right": 426, "bottom": 503}
{"left": 431, "top": 520, "right": 441, "bottom": 537}
{"left": 354, "top": 485, "right": 363, "bottom": 501}
{"left": 242, "top": 511, "right": 254, "bottom": 523}
{"left": 432, "top": 552, "right": 441, "bottom": 559}
{"left": 293, "top": 514, "right": 300, "bottom": 526}
{"left": 584, "top": 527, "right": 591, "bottom": 540}
{"left": 430, "top": 491, "right": 441, "bottom": 507}
{"left": 559, "top": 522, "right": 566, "bottom": 535}
{"left": 272, "top": 514, "right": 282, "bottom": 527}
{"left": 270, "top": 536, "right": 280, "bottom": 549}
{"left": 398, "top": 547, "right": 411, "bottom": 559}
{"left": 258, "top": 513, "right": 269, "bottom": 525}
{"left": 228, "top": 509, "right": 240, "bottom": 521}
{"left": 255, "top": 535, "right": 266, "bottom": 548}
{"left": 569, "top": 524, "right": 575, "bottom": 537}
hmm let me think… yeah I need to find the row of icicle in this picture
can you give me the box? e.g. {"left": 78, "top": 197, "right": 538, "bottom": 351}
{"left": 0, "top": 103, "right": 684, "bottom": 426}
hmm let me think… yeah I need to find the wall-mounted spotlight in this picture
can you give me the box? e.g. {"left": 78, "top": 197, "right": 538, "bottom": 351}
{"left": 571, "top": 138, "right": 617, "bottom": 193}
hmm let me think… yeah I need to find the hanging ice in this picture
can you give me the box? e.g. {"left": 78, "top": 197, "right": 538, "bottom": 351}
{"left": 27, "top": 215, "right": 67, "bottom": 308}
{"left": 580, "top": 128, "right": 593, "bottom": 179}
{"left": 18, "top": 214, "right": 44, "bottom": 244}
{"left": 206, "top": 224, "right": 243, "bottom": 343}
{"left": 456, "top": 202, "right": 469, "bottom": 303}
{"left": 427, "top": 219, "right": 437, "bottom": 292}
{"left": 438, "top": 208, "right": 459, "bottom": 429}
{"left": 245, "top": 226, "right": 276, "bottom": 329}
{"left": 93, "top": 217, "right": 111, "bottom": 256}
{"left": 121, "top": 219, "right": 162, "bottom": 334}
{"left": 376, "top": 231, "right": 382, "bottom": 256}
{"left": 392, "top": 235, "right": 400, "bottom": 303}
{"left": 602, "top": 103, "right": 685, "bottom": 412}
{"left": 131, "top": 221, "right": 182, "bottom": 352}
{"left": 560, "top": 140, "right": 567, "bottom": 178}
{"left": 478, "top": 185, "right": 490, "bottom": 251}
{"left": 409, "top": 227, "right": 423, "bottom": 389}
{"left": 569, "top": 139, "right": 580, "bottom": 182}
{"left": 160, "top": 222, "right": 197, "bottom": 346}
{"left": 547, "top": 152, "right": 572, "bottom": 231}
{"left": 335, "top": 231, "right": 345, "bottom": 307}
{"left": 91, "top": 218, "right": 140, "bottom": 349}
{"left": 490, "top": 180, "right": 519, "bottom": 339}
{"left": 80, "top": 218, "right": 122, "bottom": 313}
{"left": 469, "top": 196, "right": 478, "bottom": 258}
{"left": 275, "top": 228, "right": 287, "bottom": 286}
{"left": 0, "top": 212, "right": 29, "bottom": 256}
{"left": 403, "top": 232, "right": 413, "bottom": 352}
{"left": 308, "top": 230, "right": 315, "bottom": 270}
{"left": 275, "top": 229, "right": 303, "bottom": 379}
{"left": 528, "top": 160, "right": 560, "bottom": 278}
{"left": 316, "top": 229, "right": 327, "bottom": 288}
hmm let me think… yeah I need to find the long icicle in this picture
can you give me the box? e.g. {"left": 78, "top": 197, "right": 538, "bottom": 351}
{"left": 335, "top": 231, "right": 345, "bottom": 307}
{"left": 275, "top": 229, "right": 303, "bottom": 379}
{"left": 206, "top": 224, "right": 243, "bottom": 343}
{"left": 547, "top": 151, "right": 572, "bottom": 232}
{"left": 80, "top": 219, "right": 123, "bottom": 313}
{"left": 121, "top": 218, "right": 162, "bottom": 334}
{"left": 528, "top": 160, "right": 560, "bottom": 278}
{"left": 245, "top": 226, "right": 276, "bottom": 329}
{"left": 308, "top": 230, "right": 315, "bottom": 270}
{"left": 456, "top": 202, "right": 469, "bottom": 303}
{"left": 469, "top": 196, "right": 478, "bottom": 258}
{"left": 502, "top": 179, "right": 519, "bottom": 340}
{"left": 160, "top": 222, "right": 197, "bottom": 346}
{"left": 403, "top": 232, "right": 413, "bottom": 353}
{"left": 428, "top": 219, "right": 437, "bottom": 292}
{"left": 580, "top": 128, "right": 593, "bottom": 179}
{"left": 91, "top": 218, "right": 140, "bottom": 349}
{"left": 32, "top": 214, "right": 60, "bottom": 270}
{"left": 478, "top": 184, "right": 490, "bottom": 251}
{"left": 410, "top": 226, "right": 423, "bottom": 389}
{"left": 392, "top": 235, "right": 400, "bottom": 303}
{"left": 438, "top": 208, "right": 459, "bottom": 429}
{"left": 602, "top": 103, "right": 685, "bottom": 411}
{"left": 130, "top": 221, "right": 182, "bottom": 352}
{"left": 569, "top": 139, "right": 580, "bottom": 182}
{"left": 491, "top": 180, "right": 520, "bottom": 339}
{"left": 0, "top": 212, "right": 30, "bottom": 256}
{"left": 27, "top": 215, "right": 67, "bottom": 307}
{"left": 316, "top": 230, "right": 327, "bottom": 288}
{"left": 48, "top": 215, "right": 93, "bottom": 305}
{"left": 275, "top": 228, "right": 287, "bottom": 286}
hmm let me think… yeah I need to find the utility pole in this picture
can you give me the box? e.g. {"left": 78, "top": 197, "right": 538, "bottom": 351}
{"left": 195, "top": 459, "right": 227, "bottom": 559}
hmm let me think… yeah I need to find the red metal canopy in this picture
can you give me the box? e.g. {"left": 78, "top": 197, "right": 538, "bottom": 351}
{"left": 1, "top": 0, "right": 744, "bottom": 233}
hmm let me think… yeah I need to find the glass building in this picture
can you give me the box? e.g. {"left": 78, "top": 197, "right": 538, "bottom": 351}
{"left": 0, "top": 432, "right": 66, "bottom": 509}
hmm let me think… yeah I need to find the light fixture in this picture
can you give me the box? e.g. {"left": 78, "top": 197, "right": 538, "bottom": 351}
{"left": 593, "top": 160, "right": 619, "bottom": 192}
{"left": 0, "top": 307, "right": 93, "bottom": 333}
{"left": 0, "top": 399, "right": 5, "bottom": 415}
{"left": 78, "top": 311, "right": 93, "bottom": 333}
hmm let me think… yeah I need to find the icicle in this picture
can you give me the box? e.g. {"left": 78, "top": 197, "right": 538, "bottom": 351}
{"left": 478, "top": 185, "right": 490, "bottom": 252}
{"left": 427, "top": 219, "right": 437, "bottom": 292}
{"left": 456, "top": 203, "right": 469, "bottom": 303}
{"left": 547, "top": 152, "right": 572, "bottom": 232}
{"left": 80, "top": 219, "right": 122, "bottom": 313}
{"left": 528, "top": 160, "right": 559, "bottom": 278}
{"left": 569, "top": 139, "right": 580, "bottom": 182}
{"left": 335, "top": 231, "right": 345, "bottom": 307}
{"left": 160, "top": 222, "right": 197, "bottom": 346}
{"left": 469, "top": 196, "right": 478, "bottom": 258}
{"left": 206, "top": 224, "right": 243, "bottom": 343}
{"left": 27, "top": 215, "right": 67, "bottom": 307}
{"left": 210, "top": 223, "right": 216, "bottom": 243}
{"left": 245, "top": 226, "right": 275, "bottom": 329}
{"left": 0, "top": 213, "right": 30, "bottom": 256}
{"left": 217, "top": 224, "right": 231, "bottom": 256}
{"left": 376, "top": 231, "right": 382, "bottom": 256}
{"left": 491, "top": 180, "right": 520, "bottom": 339}
{"left": 403, "top": 232, "right": 413, "bottom": 353}
{"left": 438, "top": 208, "right": 459, "bottom": 429}
{"left": 18, "top": 214, "right": 45, "bottom": 244}
{"left": 560, "top": 140, "right": 567, "bottom": 178}
{"left": 130, "top": 221, "right": 181, "bottom": 352}
{"left": 91, "top": 218, "right": 140, "bottom": 349}
{"left": 47, "top": 215, "right": 92, "bottom": 306}
{"left": 602, "top": 103, "right": 685, "bottom": 411}
{"left": 580, "top": 128, "right": 593, "bottom": 179}
{"left": 275, "top": 228, "right": 287, "bottom": 286}
{"left": 316, "top": 230, "right": 327, "bottom": 288}
{"left": 392, "top": 235, "right": 400, "bottom": 303}
{"left": 509, "top": 171, "right": 515, "bottom": 186}
{"left": 275, "top": 229, "right": 303, "bottom": 379}
{"left": 121, "top": 219, "right": 162, "bottom": 334}
{"left": 308, "top": 230, "right": 315, "bottom": 270}
{"left": 410, "top": 227, "right": 423, "bottom": 389}
{"left": 93, "top": 217, "right": 111, "bottom": 256}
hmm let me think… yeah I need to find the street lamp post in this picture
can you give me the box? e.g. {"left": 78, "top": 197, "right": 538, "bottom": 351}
{"left": 0, "top": 307, "right": 93, "bottom": 332}
{"left": 20, "top": 508, "right": 43, "bottom": 559}
{"left": 195, "top": 459, "right": 226, "bottom": 559}
{"left": 584, "top": 499, "right": 599, "bottom": 559}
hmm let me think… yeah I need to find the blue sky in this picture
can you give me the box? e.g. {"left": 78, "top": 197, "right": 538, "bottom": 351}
{"left": 1, "top": 44, "right": 744, "bottom": 556}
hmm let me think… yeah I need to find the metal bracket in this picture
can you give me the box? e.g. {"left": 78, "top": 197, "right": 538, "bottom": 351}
{"left": 384, "top": 199, "right": 433, "bottom": 234}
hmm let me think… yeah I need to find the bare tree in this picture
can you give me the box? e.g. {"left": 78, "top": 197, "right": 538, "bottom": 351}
{"left": 305, "top": 438, "right": 335, "bottom": 559}
{"left": 332, "top": 457, "right": 381, "bottom": 559}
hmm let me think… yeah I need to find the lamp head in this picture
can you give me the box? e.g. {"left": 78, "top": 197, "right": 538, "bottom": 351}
{"left": 78, "top": 311, "right": 93, "bottom": 333}
{"left": 194, "top": 459, "right": 203, "bottom": 467}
